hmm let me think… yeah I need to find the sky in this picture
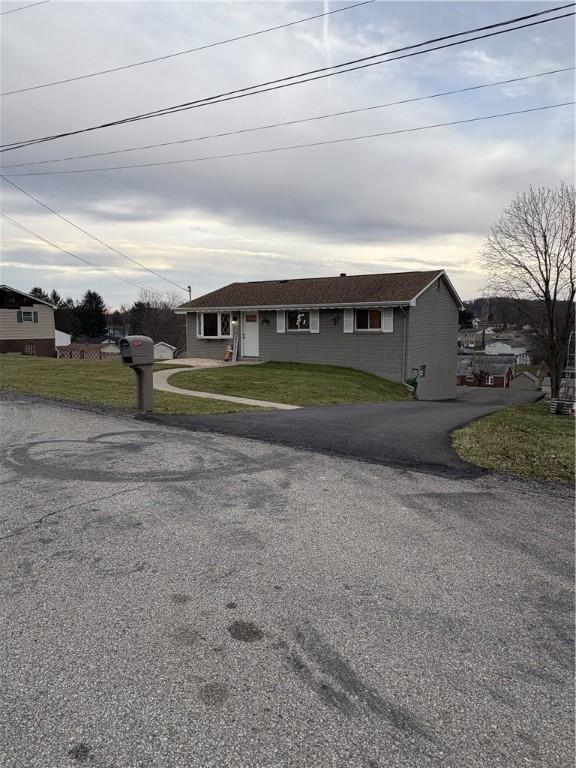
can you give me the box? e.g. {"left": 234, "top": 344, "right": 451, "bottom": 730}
{"left": 0, "top": 0, "right": 574, "bottom": 308}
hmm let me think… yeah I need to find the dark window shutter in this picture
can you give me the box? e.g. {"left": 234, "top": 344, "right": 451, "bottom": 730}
{"left": 33, "top": 311, "right": 38, "bottom": 323}
{"left": 17, "top": 311, "right": 22, "bottom": 323}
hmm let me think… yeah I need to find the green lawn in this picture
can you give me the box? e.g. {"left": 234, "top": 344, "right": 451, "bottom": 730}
{"left": 0, "top": 356, "right": 260, "bottom": 414}
{"left": 453, "top": 401, "right": 575, "bottom": 482}
{"left": 169, "top": 361, "right": 409, "bottom": 406}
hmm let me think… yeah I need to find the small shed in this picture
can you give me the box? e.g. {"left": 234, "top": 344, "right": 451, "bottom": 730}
{"left": 510, "top": 371, "right": 539, "bottom": 391}
{"left": 100, "top": 341, "right": 120, "bottom": 355}
{"left": 154, "top": 341, "right": 177, "bottom": 360}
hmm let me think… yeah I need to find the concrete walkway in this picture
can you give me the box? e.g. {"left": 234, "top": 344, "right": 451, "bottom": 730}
{"left": 152, "top": 368, "right": 300, "bottom": 410}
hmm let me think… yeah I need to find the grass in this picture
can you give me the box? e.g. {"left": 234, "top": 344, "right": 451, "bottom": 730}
{"left": 169, "top": 361, "right": 409, "bottom": 406}
{"left": 0, "top": 355, "right": 261, "bottom": 414}
{"left": 453, "top": 401, "right": 575, "bottom": 482}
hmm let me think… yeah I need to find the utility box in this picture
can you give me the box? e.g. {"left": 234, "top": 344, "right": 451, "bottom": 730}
{"left": 119, "top": 336, "right": 154, "bottom": 366}
{"left": 119, "top": 335, "right": 154, "bottom": 412}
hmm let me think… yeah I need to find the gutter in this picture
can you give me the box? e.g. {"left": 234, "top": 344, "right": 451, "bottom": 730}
{"left": 175, "top": 300, "right": 412, "bottom": 314}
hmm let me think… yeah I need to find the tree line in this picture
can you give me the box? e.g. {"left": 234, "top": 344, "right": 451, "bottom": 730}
{"left": 29, "top": 287, "right": 186, "bottom": 350}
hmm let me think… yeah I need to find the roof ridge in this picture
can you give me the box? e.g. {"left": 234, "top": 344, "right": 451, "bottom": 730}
{"left": 236, "top": 269, "right": 443, "bottom": 286}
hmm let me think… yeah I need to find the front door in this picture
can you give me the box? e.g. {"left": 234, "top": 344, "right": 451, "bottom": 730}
{"left": 242, "top": 312, "right": 259, "bottom": 357}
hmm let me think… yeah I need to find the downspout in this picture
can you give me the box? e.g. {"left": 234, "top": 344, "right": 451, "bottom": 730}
{"left": 400, "top": 306, "right": 408, "bottom": 383}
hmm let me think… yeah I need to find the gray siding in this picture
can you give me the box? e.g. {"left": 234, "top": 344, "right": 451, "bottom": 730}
{"left": 258, "top": 308, "right": 405, "bottom": 381}
{"left": 406, "top": 277, "right": 458, "bottom": 400}
{"left": 185, "top": 312, "right": 231, "bottom": 359}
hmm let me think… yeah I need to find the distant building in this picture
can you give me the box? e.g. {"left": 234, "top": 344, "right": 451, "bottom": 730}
{"left": 154, "top": 341, "right": 177, "bottom": 360}
{"left": 457, "top": 358, "right": 513, "bottom": 388}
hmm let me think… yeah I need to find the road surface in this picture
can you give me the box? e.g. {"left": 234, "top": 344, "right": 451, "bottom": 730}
{"left": 0, "top": 395, "right": 573, "bottom": 768}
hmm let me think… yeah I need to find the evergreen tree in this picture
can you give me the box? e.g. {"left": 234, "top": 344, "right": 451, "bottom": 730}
{"left": 29, "top": 286, "right": 50, "bottom": 302}
{"left": 76, "top": 290, "right": 107, "bottom": 338}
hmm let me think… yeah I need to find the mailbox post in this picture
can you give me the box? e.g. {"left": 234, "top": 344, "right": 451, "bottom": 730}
{"left": 119, "top": 336, "right": 154, "bottom": 412}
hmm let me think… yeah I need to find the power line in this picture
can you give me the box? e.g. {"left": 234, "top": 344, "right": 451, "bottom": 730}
{"left": 1, "top": 212, "right": 166, "bottom": 294}
{"left": 0, "top": 175, "right": 188, "bottom": 292}
{"left": 1, "top": 0, "right": 374, "bottom": 96}
{"left": 0, "top": 0, "right": 49, "bottom": 16}
{"left": 2, "top": 5, "right": 573, "bottom": 153}
{"left": 4, "top": 102, "right": 572, "bottom": 177}
{"left": 3, "top": 66, "right": 573, "bottom": 170}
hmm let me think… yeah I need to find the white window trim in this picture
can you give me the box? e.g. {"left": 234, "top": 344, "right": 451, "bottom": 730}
{"left": 286, "top": 310, "right": 312, "bottom": 333}
{"left": 197, "top": 311, "right": 233, "bottom": 339}
{"left": 354, "top": 308, "right": 381, "bottom": 332}
{"left": 21, "top": 310, "right": 35, "bottom": 323}
{"left": 486, "top": 376, "right": 495, "bottom": 386}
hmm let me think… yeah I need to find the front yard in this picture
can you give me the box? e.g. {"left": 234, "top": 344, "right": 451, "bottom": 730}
{"left": 168, "top": 361, "right": 409, "bottom": 405}
{"left": 0, "top": 357, "right": 408, "bottom": 413}
{"left": 453, "top": 401, "right": 575, "bottom": 482}
{"left": 0, "top": 356, "right": 260, "bottom": 414}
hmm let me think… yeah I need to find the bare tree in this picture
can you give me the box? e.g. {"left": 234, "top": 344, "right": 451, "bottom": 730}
{"left": 128, "top": 290, "right": 186, "bottom": 350}
{"left": 482, "top": 183, "right": 575, "bottom": 397}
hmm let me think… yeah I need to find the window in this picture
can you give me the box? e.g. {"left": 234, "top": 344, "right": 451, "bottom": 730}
{"left": 466, "top": 375, "right": 474, "bottom": 383}
{"left": 355, "top": 309, "right": 381, "bottom": 331}
{"left": 419, "top": 365, "right": 426, "bottom": 378}
{"left": 286, "top": 311, "right": 310, "bottom": 331}
{"left": 24, "top": 343, "right": 36, "bottom": 355}
{"left": 17, "top": 310, "right": 37, "bottom": 323}
{"left": 199, "top": 312, "right": 232, "bottom": 338}
{"left": 486, "top": 376, "right": 495, "bottom": 386}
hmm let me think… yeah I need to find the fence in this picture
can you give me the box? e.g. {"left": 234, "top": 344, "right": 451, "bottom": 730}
{"left": 57, "top": 345, "right": 120, "bottom": 361}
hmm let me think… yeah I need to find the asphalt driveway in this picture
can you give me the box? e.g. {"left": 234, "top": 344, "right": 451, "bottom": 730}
{"left": 148, "top": 387, "right": 541, "bottom": 476}
{"left": 0, "top": 396, "right": 573, "bottom": 768}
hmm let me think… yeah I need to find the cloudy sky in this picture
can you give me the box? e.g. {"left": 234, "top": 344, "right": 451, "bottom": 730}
{"left": 0, "top": 0, "right": 573, "bottom": 308}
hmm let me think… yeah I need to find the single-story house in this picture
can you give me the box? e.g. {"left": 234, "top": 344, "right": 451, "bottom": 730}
{"left": 0, "top": 285, "right": 56, "bottom": 356}
{"left": 457, "top": 358, "right": 513, "bottom": 388}
{"left": 175, "top": 270, "right": 463, "bottom": 400}
{"left": 154, "top": 341, "right": 177, "bottom": 360}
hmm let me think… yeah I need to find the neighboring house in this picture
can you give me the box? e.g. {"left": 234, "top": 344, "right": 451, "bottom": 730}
{"left": 485, "top": 340, "right": 530, "bottom": 364}
{"left": 55, "top": 329, "right": 72, "bottom": 347}
{"left": 510, "top": 371, "right": 539, "bottom": 391}
{"left": 0, "top": 285, "right": 56, "bottom": 356}
{"left": 176, "top": 270, "right": 463, "bottom": 400}
{"left": 458, "top": 329, "right": 484, "bottom": 349}
{"left": 457, "top": 358, "right": 513, "bottom": 388}
{"left": 154, "top": 341, "right": 177, "bottom": 360}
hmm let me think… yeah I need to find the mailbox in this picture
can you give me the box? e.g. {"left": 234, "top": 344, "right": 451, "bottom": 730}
{"left": 119, "top": 335, "right": 154, "bottom": 412}
{"left": 119, "top": 336, "right": 154, "bottom": 366}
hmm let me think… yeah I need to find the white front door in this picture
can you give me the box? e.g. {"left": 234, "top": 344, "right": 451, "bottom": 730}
{"left": 242, "top": 312, "right": 259, "bottom": 357}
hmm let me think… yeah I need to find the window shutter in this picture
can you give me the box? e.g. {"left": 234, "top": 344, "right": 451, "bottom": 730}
{"left": 17, "top": 310, "right": 23, "bottom": 323}
{"left": 381, "top": 308, "right": 394, "bottom": 333}
{"left": 33, "top": 311, "right": 38, "bottom": 323}
{"left": 310, "top": 309, "right": 319, "bottom": 333}
{"left": 276, "top": 310, "right": 286, "bottom": 333}
{"left": 343, "top": 308, "right": 354, "bottom": 333}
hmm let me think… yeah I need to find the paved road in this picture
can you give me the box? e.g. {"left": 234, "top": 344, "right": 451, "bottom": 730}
{"left": 148, "top": 387, "right": 542, "bottom": 477}
{"left": 0, "top": 396, "right": 573, "bottom": 768}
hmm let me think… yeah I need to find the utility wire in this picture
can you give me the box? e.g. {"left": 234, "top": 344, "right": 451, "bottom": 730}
{"left": 0, "top": 0, "right": 49, "bottom": 16}
{"left": 1, "top": 5, "right": 573, "bottom": 153}
{"left": 1, "top": 212, "right": 166, "bottom": 294}
{"left": 4, "top": 102, "right": 572, "bottom": 177}
{"left": 0, "top": 175, "right": 188, "bottom": 292}
{"left": 1, "top": 0, "right": 374, "bottom": 96}
{"left": 3, "top": 66, "right": 572, "bottom": 170}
